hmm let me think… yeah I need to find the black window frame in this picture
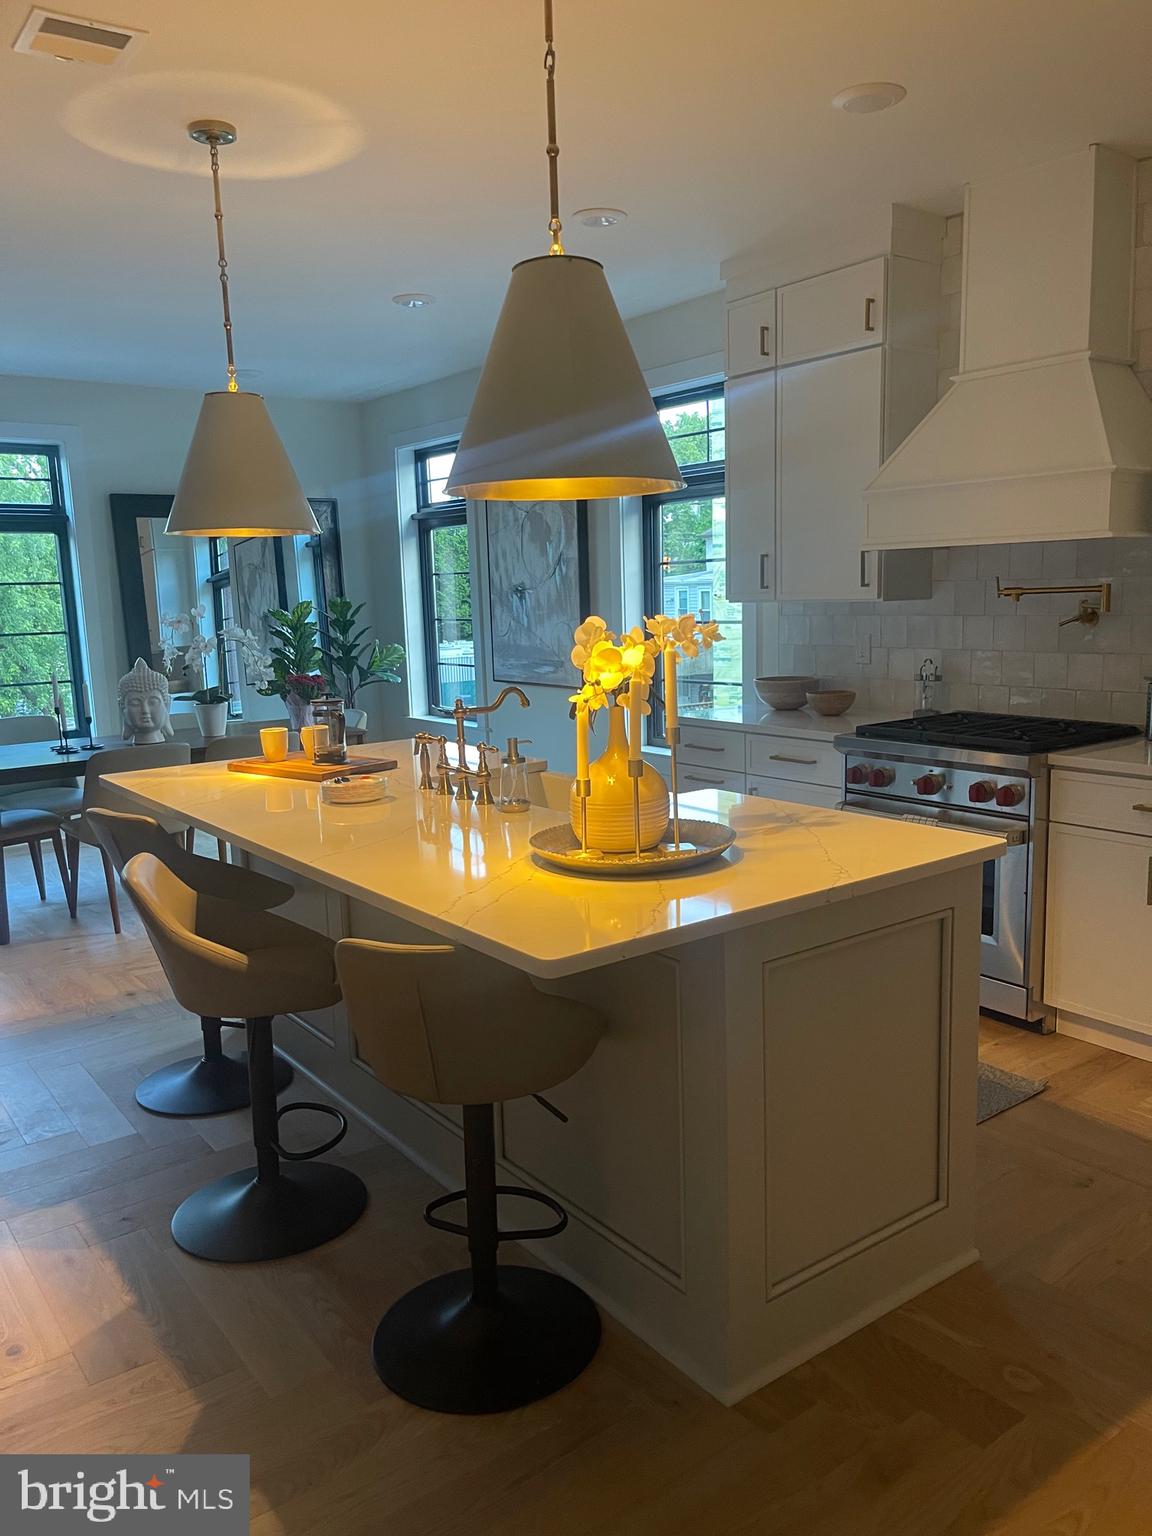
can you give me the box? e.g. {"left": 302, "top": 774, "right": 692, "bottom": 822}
{"left": 413, "top": 442, "right": 475, "bottom": 717}
{"left": 0, "top": 442, "right": 86, "bottom": 731}
{"left": 206, "top": 538, "right": 243, "bottom": 717}
{"left": 641, "top": 383, "right": 727, "bottom": 742}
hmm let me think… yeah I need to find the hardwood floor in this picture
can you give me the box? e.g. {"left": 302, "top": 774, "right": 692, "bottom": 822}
{"left": 3, "top": 838, "right": 1152, "bottom": 1533}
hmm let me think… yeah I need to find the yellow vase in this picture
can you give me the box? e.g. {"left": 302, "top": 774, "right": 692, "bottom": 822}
{"left": 570, "top": 704, "right": 669, "bottom": 852}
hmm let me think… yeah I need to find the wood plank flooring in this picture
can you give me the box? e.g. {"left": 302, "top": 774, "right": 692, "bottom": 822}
{"left": 3, "top": 837, "right": 1152, "bottom": 1531}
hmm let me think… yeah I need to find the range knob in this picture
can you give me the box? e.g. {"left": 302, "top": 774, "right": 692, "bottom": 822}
{"left": 914, "top": 773, "right": 945, "bottom": 796}
{"left": 846, "top": 764, "right": 869, "bottom": 785}
{"left": 868, "top": 766, "right": 895, "bottom": 788}
{"left": 995, "top": 782, "right": 1026, "bottom": 808}
{"left": 968, "top": 780, "right": 996, "bottom": 804}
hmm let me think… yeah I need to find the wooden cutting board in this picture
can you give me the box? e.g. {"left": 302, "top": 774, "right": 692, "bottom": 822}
{"left": 227, "top": 753, "right": 398, "bottom": 782}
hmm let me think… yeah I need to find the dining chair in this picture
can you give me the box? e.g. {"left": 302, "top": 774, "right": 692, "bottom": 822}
{"left": 0, "top": 715, "right": 84, "bottom": 817}
{"left": 62, "top": 743, "right": 192, "bottom": 932}
{"left": 0, "top": 808, "right": 73, "bottom": 944}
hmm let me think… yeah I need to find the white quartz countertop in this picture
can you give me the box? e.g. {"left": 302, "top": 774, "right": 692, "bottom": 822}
{"left": 677, "top": 703, "right": 896, "bottom": 739}
{"left": 1051, "top": 737, "right": 1152, "bottom": 779}
{"left": 105, "top": 740, "right": 1003, "bottom": 978}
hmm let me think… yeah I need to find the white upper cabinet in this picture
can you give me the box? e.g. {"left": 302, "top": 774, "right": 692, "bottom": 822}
{"left": 725, "top": 369, "right": 777, "bottom": 600}
{"left": 778, "top": 348, "right": 884, "bottom": 601}
{"left": 777, "top": 257, "right": 886, "bottom": 365}
{"left": 726, "top": 289, "right": 777, "bottom": 377}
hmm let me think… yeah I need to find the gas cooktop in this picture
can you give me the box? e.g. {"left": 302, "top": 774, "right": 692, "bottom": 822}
{"left": 853, "top": 711, "right": 1141, "bottom": 755}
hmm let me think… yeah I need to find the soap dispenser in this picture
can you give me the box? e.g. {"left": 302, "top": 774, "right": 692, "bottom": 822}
{"left": 498, "top": 737, "right": 532, "bottom": 812}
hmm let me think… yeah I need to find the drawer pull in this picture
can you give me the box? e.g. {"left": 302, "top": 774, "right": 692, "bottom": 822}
{"left": 1133, "top": 804, "right": 1152, "bottom": 813}
{"left": 759, "top": 324, "right": 772, "bottom": 357}
{"left": 864, "top": 295, "right": 876, "bottom": 332}
{"left": 684, "top": 773, "right": 727, "bottom": 786}
{"left": 683, "top": 741, "right": 726, "bottom": 753}
{"left": 768, "top": 753, "right": 818, "bottom": 765}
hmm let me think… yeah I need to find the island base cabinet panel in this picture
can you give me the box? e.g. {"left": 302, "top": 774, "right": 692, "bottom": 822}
{"left": 1046, "top": 822, "right": 1152, "bottom": 1033}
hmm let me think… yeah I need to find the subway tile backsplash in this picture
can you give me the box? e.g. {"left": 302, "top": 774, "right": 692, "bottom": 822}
{"left": 766, "top": 539, "right": 1152, "bottom": 726}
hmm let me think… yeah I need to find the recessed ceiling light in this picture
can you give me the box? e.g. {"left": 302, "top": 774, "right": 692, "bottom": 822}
{"left": 832, "top": 82, "right": 907, "bottom": 114}
{"left": 392, "top": 293, "right": 435, "bottom": 309}
{"left": 574, "top": 207, "right": 627, "bottom": 228}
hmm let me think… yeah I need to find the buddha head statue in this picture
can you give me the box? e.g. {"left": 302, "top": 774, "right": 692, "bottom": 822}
{"left": 117, "top": 657, "right": 173, "bottom": 744}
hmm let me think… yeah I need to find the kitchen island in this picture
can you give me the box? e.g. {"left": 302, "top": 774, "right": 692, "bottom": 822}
{"left": 106, "top": 742, "right": 1002, "bottom": 1404}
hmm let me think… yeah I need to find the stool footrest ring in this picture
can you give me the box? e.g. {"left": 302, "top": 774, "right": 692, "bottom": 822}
{"left": 272, "top": 1100, "right": 348, "bottom": 1161}
{"left": 424, "top": 1184, "right": 568, "bottom": 1242}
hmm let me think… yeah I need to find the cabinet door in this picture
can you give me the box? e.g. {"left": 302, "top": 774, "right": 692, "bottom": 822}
{"left": 747, "top": 775, "right": 841, "bottom": 809}
{"left": 725, "top": 369, "right": 777, "bottom": 601}
{"left": 777, "top": 347, "right": 883, "bottom": 601}
{"left": 726, "top": 289, "right": 777, "bottom": 376}
{"left": 778, "top": 257, "right": 886, "bottom": 364}
{"left": 1045, "top": 822, "right": 1152, "bottom": 1031}
{"left": 679, "top": 765, "right": 747, "bottom": 794}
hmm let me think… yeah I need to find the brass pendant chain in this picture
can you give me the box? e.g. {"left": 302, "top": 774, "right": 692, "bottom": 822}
{"left": 544, "top": 0, "right": 564, "bottom": 254}
{"left": 207, "top": 135, "right": 238, "bottom": 392}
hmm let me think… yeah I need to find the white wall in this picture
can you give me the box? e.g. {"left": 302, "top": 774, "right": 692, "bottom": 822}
{"left": 359, "top": 289, "right": 726, "bottom": 770}
{"left": 0, "top": 376, "right": 369, "bottom": 734}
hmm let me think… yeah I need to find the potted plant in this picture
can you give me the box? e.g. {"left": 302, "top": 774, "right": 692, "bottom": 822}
{"left": 257, "top": 602, "right": 324, "bottom": 729}
{"left": 162, "top": 607, "right": 230, "bottom": 738}
{"left": 180, "top": 684, "right": 231, "bottom": 739}
{"left": 321, "top": 597, "right": 405, "bottom": 730}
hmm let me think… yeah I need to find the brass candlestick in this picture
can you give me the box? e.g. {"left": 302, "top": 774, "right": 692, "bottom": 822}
{"left": 573, "top": 776, "right": 591, "bottom": 854}
{"left": 628, "top": 759, "right": 643, "bottom": 858}
{"left": 667, "top": 724, "right": 681, "bottom": 849}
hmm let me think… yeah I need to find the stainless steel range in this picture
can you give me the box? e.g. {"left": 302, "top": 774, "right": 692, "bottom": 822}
{"left": 834, "top": 712, "right": 1140, "bottom": 1030}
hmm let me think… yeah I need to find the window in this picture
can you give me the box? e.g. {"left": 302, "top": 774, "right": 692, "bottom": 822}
{"left": 0, "top": 445, "right": 85, "bottom": 728}
{"left": 413, "top": 443, "right": 476, "bottom": 712}
{"left": 206, "top": 538, "right": 243, "bottom": 716}
{"left": 642, "top": 385, "right": 742, "bottom": 735}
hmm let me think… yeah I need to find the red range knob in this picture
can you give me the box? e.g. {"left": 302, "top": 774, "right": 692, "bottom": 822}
{"left": 846, "top": 764, "right": 869, "bottom": 785}
{"left": 914, "top": 773, "right": 945, "bottom": 796}
{"left": 968, "top": 780, "right": 995, "bottom": 803}
{"left": 995, "top": 783, "right": 1026, "bottom": 807}
{"left": 868, "top": 766, "right": 895, "bottom": 788}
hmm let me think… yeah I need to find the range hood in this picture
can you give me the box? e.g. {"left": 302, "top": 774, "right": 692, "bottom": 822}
{"left": 865, "top": 145, "right": 1152, "bottom": 548}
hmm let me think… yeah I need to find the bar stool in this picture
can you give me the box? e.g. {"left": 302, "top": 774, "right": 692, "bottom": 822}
{"left": 87, "top": 808, "right": 295, "bottom": 1116}
{"left": 62, "top": 744, "right": 193, "bottom": 933}
{"left": 122, "top": 852, "right": 367, "bottom": 1262}
{"left": 0, "top": 809, "right": 72, "bottom": 944}
{"left": 336, "top": 937, "right": 605, "bottom": 1414}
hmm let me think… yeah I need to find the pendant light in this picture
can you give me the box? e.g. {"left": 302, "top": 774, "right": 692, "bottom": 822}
{"left": 446, "top": 2, "right": 683, "bottom": 502}
{"left": 166, "top": 120, "right": 318, "bottom": 538}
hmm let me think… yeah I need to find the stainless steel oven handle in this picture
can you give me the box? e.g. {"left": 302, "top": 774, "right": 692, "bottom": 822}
{"left": 841, "top": 797, "right": 1028, "bottom": 845}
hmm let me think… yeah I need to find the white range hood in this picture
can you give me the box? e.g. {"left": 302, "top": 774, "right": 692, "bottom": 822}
{"left": 865, "top": 145, "right": 1152, "bottom": 548}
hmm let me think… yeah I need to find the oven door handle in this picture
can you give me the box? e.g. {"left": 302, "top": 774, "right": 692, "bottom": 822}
{"left": 841, "top": 798, "right": 1028, "bottom": 846}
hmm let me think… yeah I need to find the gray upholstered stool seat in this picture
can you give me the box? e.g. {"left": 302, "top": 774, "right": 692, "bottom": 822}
{"left": 87, "top": 808, "right": 295, "bottom": 1116}
{"left": 336, "top": 938, "right": 605, "bottom": 1414}
{"left": 123, "top": 852, "right": 367, "bottom": 1262}
{"left": 0, "top": 808, "right": 71, "bottom": 944}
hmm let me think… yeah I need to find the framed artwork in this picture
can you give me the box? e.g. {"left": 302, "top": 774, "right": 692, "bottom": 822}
{"left": 308, "top": 498, "right": 344, "bottom": 606}
{"left": 485, "top": 500, "right": 590, "bottom": 688}
{"left": 230, "top": 536, "right": 288, "bottom": 681}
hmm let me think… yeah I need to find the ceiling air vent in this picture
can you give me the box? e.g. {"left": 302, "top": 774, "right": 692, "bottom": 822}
{"left": 12, "top": 8, "right": 145, "bottom": 65}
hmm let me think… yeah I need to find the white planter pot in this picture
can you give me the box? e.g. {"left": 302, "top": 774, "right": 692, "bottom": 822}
{"left": 195, "top": 701, "right": 229, "bottom": 739}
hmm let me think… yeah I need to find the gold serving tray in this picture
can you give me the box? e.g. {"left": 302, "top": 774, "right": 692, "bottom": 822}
{"left": 227, "top": 753, "right": 397, "bottom": 782}
{"left": 529, "top": 818, "right": 736, "bottom": 877}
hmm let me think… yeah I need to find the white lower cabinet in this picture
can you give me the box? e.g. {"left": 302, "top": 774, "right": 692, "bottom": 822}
{"left": 679, "top": 765, "right": 746, "bottom": 794}
{"left": 1046, "top": 818, "right": 1152, "bottom": 1032}
{"left": 747, "top": 774, "right": 841, "bottom": 809}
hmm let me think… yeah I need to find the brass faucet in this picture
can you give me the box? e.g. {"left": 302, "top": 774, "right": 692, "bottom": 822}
{"left": 997, "top": 578, "right": 1112, "bottom": 627}
{"left": 449, "top": 687, "right": 530, "bottom": 775}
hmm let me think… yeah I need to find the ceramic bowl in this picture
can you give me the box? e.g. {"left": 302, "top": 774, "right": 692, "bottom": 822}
{"left": 805, "top": 689, "right": 856, "bottom": 716}
{"left": 753, "top": 676, "right": 818, "bottom": 710}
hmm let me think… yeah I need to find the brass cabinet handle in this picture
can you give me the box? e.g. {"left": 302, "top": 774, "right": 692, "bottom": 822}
{"left": 864, "top": 296, "right": 876, "bottom": 332}
{"left": 1147, "top": 855, "right": 1152, "bottom": 906}
{"left": 768, "top": 753, "right": 818, "bottom": 765}
{"left": 683, "top": 741, "right": 726, "bottom": 753}
{"left": 684, "top": 773, "right": 727, "bottom": 785}
{"left": 759, "top": 324, "right": 772, "bottom": 357}
{"left": 1133, "top": 804, "right": 1152, "bottom": 812}
{"left": 760, "top": 552, "right": 773, "bottom": 590}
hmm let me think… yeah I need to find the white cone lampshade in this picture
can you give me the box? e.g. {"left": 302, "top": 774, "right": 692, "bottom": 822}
{"left": 166, "top": 391, "right": 319, "bottom": 537}
{"left": 446, "top": 255, "right": 684, "bottom": 501}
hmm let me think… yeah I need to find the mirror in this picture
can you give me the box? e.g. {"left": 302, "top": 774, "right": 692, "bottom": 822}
{"left": 110, "top": 494, "right": 343, "bottom": 727}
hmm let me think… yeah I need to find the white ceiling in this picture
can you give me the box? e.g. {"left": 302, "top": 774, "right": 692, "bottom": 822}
{"left": 1, "top": 0, "right": 1151, "bottom": 401}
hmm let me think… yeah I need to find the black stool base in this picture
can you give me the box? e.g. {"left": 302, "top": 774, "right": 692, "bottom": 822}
{"left": 171, "top": 1161, "right": 367, "bottom": 1263}
{"left": 372, "top": 1265, "right": 600, "bottom": 1414}
{"left": 135, "top": 1049, "right": 293, "bottom": 1117}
